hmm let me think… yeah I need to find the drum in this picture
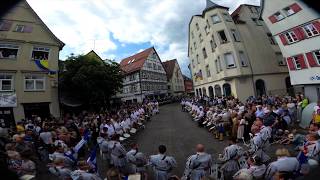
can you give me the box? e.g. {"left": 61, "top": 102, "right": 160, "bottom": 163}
{"left": 130, "top": 128, "right": 137, "bottom": 134}
{"left": 119, "top": 137, "right": 126, "bottom": 142}
{"left": 123, "top": 133, "right": 131, "bottom": 138}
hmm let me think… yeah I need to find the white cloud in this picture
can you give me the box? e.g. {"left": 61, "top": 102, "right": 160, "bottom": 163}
{"left": 27, "top": 0, "right": 260, "bottom": 75}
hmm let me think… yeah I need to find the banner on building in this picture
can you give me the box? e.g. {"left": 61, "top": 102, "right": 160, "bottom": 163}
{"left": 0, "top": 93, "right": 17, "bottom": 107}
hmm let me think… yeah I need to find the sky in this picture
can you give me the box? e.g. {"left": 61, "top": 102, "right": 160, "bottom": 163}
{"left": 27, "top": 0, "right": 260, "bottom": 76}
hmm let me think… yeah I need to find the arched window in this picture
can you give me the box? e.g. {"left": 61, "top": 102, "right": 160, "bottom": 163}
{"left": 223, "top": 83, "right": 232, "bottom": 97}
{"left": 214, "top": 85, "right": 222, "bottom": 97}
{"left": 208, "top": 86, "right": 214, "bottom": 97}
{"left": 255, "top": 79, "right": 266, "bottom": 97}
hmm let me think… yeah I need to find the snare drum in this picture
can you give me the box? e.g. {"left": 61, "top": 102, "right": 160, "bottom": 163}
{"left": 123, "top": 133, "right": 130, "bottom": 138}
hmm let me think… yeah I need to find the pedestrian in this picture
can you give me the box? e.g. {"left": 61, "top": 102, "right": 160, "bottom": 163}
{"left": 126, "top": 143, "right": 147, "bottom": 178}
{"left": 149, "top": 145, "right": 177, "bottom": 180}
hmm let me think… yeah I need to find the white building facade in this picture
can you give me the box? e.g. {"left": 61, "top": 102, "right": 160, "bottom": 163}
{"left": 162, "top": 59, "right": 185, "bottom": 96}
{"left": 260, "top": 0, "right": 320, "bottom": 102}
{"left": 188, "top": 0, "right": 289, "bottom": 101}
{"left": 118, "top": 47, "right": 168, "bottom": 103}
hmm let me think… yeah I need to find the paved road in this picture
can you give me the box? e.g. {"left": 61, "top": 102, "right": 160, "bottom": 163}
{"left": 132, "top": 103, "right": 228, "bottom": 177}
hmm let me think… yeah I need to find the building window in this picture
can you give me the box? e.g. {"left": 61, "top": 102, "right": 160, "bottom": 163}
{"left": 267, "top": 33, "right": 277, "bottom": 45}
{"left": 293, "top": 56, "right": 301, "bottom": 70}
{"left": 210, "top": 40, "right": 216, "bottom": 52}
{"left": 276, "top": 52, "right": 286, "bottom": 66}
{"left": 191, "top": 31, "right": 194, "bottom": 39}
{"left": 252, "top": 18, "right": 263, "bottom": 26}
{"left": 153, "top": 63, "right": 157, "bottom": 70}
{"left": 0, "top": 74, "right": 13, "bottom": 91}
{"left": 196, "top": 23, "right": 199, "bottom": 31}
{"left": 283, "top": 6, "right": 295, "bottom": 16}
{"left": 231, "top": 29, "right": 241, "bottom": 42}
{"left": 194, "top": 42, "right": 197, "bottom": 49}
{"left": 211, "top": 14, "right": 221, "bottom": 24}
{"left": 15, "top": 25, "right": 25, "bottom": 32}
{"left": 192, "top": 59, "right": 195, "bottom": 68}
{"left": 215, "top": 59, "right": 219, "bottom": 73}
{"left": 202, "top": 48, "right": 207, "bottom": 59}
{"left": 303, "top": 23, "right": 319, "bottom": 37}
{"left": 313, "top": 50, "right": 320, "bottom": 65}
{"left": 24, "top": 75, "right": 45, "bottom": 91}
{"left": 218, "top": 30, "right": 228, "bottom": 44}
{"left": 223, "top": 13, "right": 232, "bottom": 22}
{"left": 218, "top": 56, "right": 222, "bottom": 71}
{"left": 224, "top": 53, "right": 236, "bottom": 68}
{"left": 206, "top": 19, "right": 210, "bottom": 28}
{"left": 274, "top": 12, "right": 285, "bottom": 21}
{"left": 285, "top": 31, "right": 298, "bottom": 43}
{"left": 158, "top": 65, "right": 162, "bottom": 70}
{"left": 0, "top": 44, "right": 19, "bottom": 59}
{"left": 32, "top": 47, "right": 50, "bottom": 60}
{"left": 196, "top": 54, "right": 200, "bottom": 64}
{"left": 206, "top": 65, "right": 211, "bottom": 77}
{"left": 239, "top": 51, "right": 248, "bottom": 67}
{"left": 199, "top": 34, "right": 203, "bottom": 42}
{"left": 205, "top": 26, "right": 209, "bottom": 34}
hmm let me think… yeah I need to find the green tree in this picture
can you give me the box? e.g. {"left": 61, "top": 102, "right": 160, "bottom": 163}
{"left": 59, "top": 53, "right": 123, "bottom": 109}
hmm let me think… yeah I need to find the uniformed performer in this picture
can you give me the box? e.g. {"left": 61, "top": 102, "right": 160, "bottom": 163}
{"left": 109, "top": 134, "right": 127, "bottom": 172}
{"left": 149, "top": 145, "right": 177, "bottom": 180}
{"left": 249, "top": 126, "right": 270, "bottom": 163}
{"left": 219, "top": 137, "right": 245, "bottom": 180}
{"left": 265, "top": 148, "right": 299, "bottom": 179}
{"left": 126, "top": 143, "right": 147, "bottom": 178}
{"left": 182, "top": 144, "right": 212, "bottom": 180}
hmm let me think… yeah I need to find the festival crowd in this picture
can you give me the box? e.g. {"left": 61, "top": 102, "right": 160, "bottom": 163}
{"left": 181, "top": 94, "right": 320, "bottom": 180}
{"left": 0, "top": 94, "right": 320, "bottom": 180}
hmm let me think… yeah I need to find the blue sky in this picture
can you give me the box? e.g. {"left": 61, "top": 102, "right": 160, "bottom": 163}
{"left": 28, "top": 0, "right": 260, "bottom": 76}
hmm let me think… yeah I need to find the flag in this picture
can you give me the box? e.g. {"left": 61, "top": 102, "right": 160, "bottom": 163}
{"left": 87, "top": 145, "right": 98, "bottom": 172}
{"left": 74, "top": 129, "right": 90, "bottom": 153}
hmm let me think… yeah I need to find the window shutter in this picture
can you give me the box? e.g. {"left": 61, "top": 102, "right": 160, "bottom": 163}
{"left": 287, "top": 57, "right": 295, "bottom": 70}
{"left": 293, "top": 27, "right": 305, "bottom": 40}
{"left": 23, "top": 25, "right": 33, "bottom": 33}
{"left": 312, "top": 21, "right": 320, "bottom": 32}
{"left": 306, "top": 52, "right": 318, "bottom": 67}
{"left": 297, "top": 54, "right": 307, "bottom": 69}
{"left": 268, "top": 15, "right": 277, "bottom": 24}
{"left": 291, "top": 3, "right": 302, "bottom": 13}
{"left": 279, "top": 34, "right": 288, "bottom": 45}
{"left": 0, "top": 21, "right": 13, "bottom": 31}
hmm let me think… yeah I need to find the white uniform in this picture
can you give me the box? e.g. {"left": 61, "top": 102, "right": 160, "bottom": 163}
{"left": 183, "top": 152, "right": 212, "bottom": 180}
{"left": 265, "top": 157, "right": 299, "bottom": 179}
{"left": 109, "top": 141, "right": 127, "bottom": 168}
{"left": 126, "top": 149, "right": 147, "bottom": 174}
{"left": 149, "top": 154, "right": 177, "bottom": 180}
{"left": 249, "top": 133, "right": 271, "bottom": 163}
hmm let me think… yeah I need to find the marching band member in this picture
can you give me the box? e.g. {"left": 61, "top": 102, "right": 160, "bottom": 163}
{"left": 126, "top": 143, "right": 147, "bottom": 177}
{"left": 249, "top": 125, "right": 270, "bottom": 163}
{"left": 109, "top": 134, "right": 127, "bottom": 172}
{"left": 265, "top": 148, "right": 299, "bottom": 180}
{"left": 149, "top": 145, "right": 177, "bottom": 180}
{"left": 182, "top": 144, "right": 212, "bottom": 180}
{"left": 219, "top": 137, "right": 245, "bottom": 180}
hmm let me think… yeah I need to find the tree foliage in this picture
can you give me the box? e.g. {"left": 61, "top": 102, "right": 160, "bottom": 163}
{"left": 59, "top": 54, "right": 123, "bottom": 108}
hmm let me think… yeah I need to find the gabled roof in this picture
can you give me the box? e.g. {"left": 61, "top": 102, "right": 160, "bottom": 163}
{"left": 85, "top": 50, "right": 103, "bottom": 62}
{"left": 203, "top": 0, "right": 229, "bottom": 14}
{"left": 162, "top": 59, "right": 177, "bottom": 79}
{"left": 120, "top": 47, "right": 154, "bottom": 74}
{"left": 24, "top": 0, "right": 65, "bottom": 49}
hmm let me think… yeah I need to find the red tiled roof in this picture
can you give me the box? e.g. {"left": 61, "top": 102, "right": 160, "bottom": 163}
{"left": 120, "top": 47, "right": 154, "bottom": 74}
{"left": 162, "top": 59, "right": 177, "bottom": 79}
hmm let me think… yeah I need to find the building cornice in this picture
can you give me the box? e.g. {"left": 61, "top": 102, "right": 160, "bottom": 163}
{"left": 194, "top": 72, "right": 289, "bottom": 87}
